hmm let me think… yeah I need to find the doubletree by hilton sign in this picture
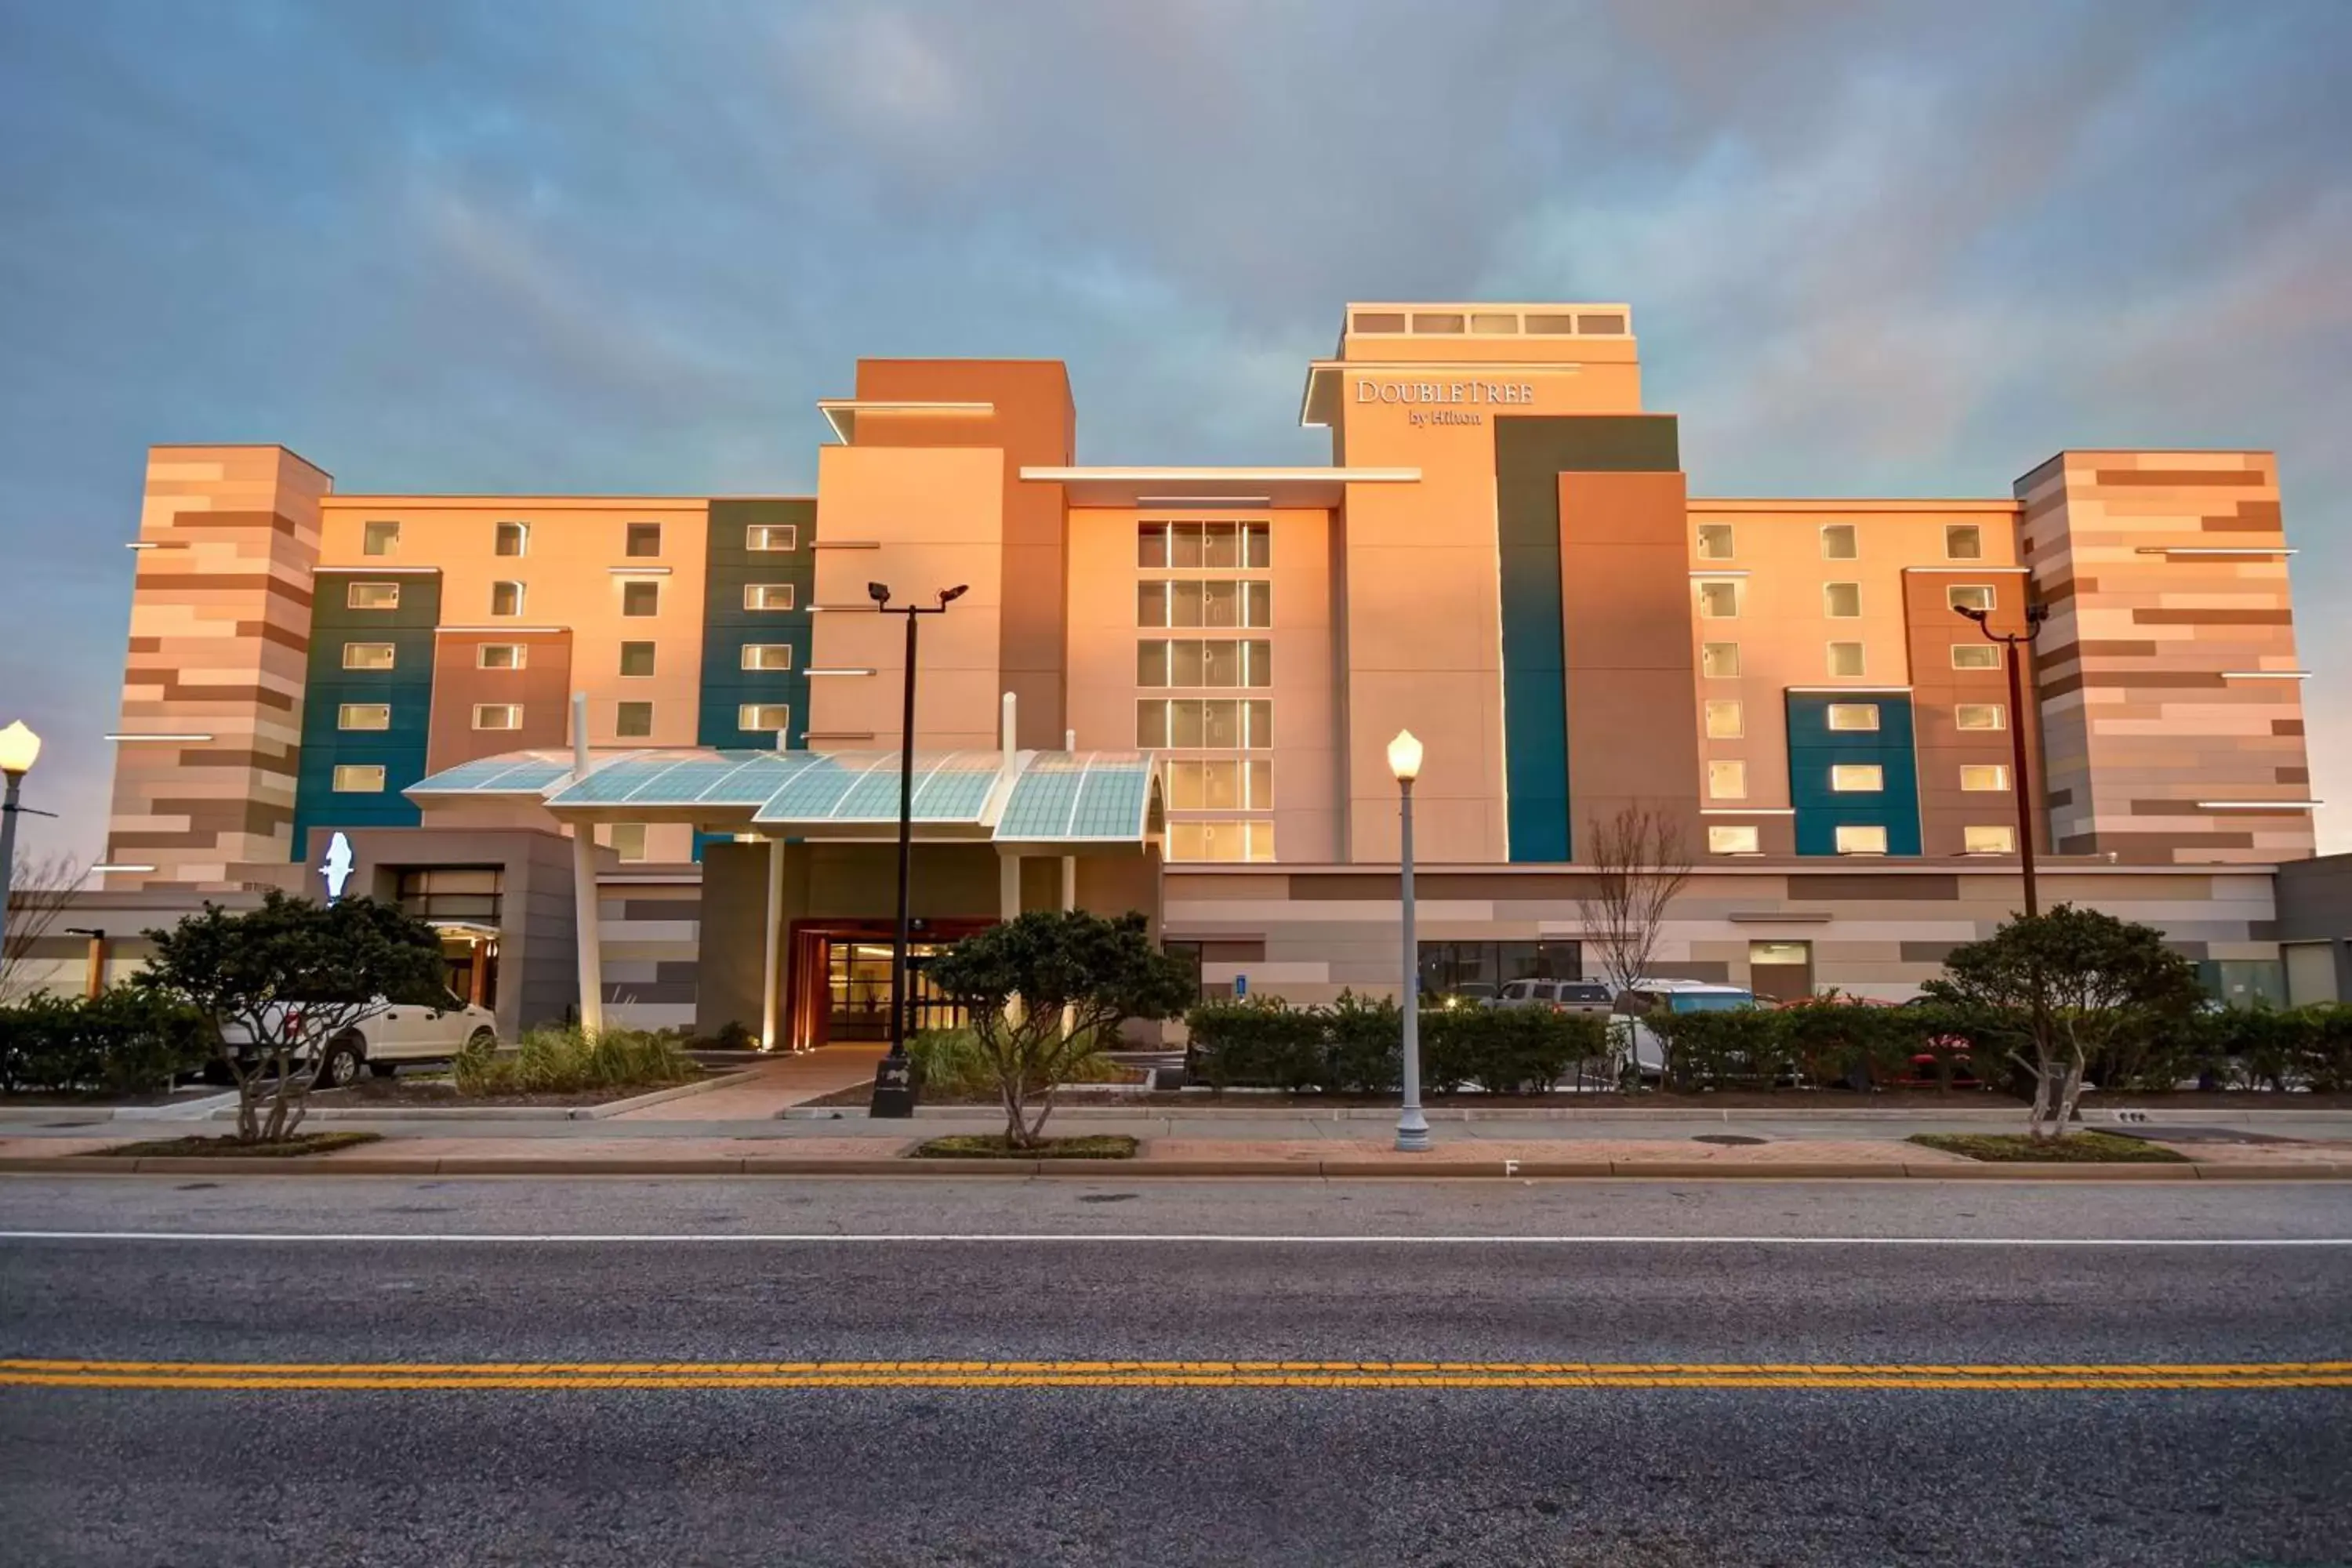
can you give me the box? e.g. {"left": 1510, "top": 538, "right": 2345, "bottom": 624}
{"left": 1353, "top": 377, "right": 1537, "bottom": 427}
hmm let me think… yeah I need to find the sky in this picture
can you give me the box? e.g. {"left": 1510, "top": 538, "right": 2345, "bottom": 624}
{"left": 1, "top": 0, "right": 2346, "bottom": 865}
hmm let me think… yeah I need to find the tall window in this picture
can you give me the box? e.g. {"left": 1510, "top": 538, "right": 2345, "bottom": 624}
{"left": 619, "top": 641, "right": 656, "bottom": 677}
{"left": 1700, "top": 642, "right": 1740, "bottom": 679}
{"left": 625, "top": 522, "right": 662, "bottom": 557}
{"left": 1951, "top": 643, "right": 2000, "bottom": 670}
{"left": 1138, "top": 521, "right": 1269, "bottom": 569}
{"left": 621, "top": 580, "right": 660, "bottom": 617}
{"left": 1945, "top": 524, "right": 1984, "bottom": 561}
{"left": 1136, "top": 639, "right": 1272, "bottom": 688}
{"left": 1697, "top": 581, "right": 1740, "bottom": 619}
{"left": 1708, "top": 825, "right": 1761, "bottom": 855}
{"left": 477, "top": 644, "right": 525, "bottom": 670}
{"left": 1695, "top": 524, "right": 1734, "bottom": 560}
{"left": 1835, "top": 824, "right": 1889, "bottom": 855}
{"left": 332, "top": 764, "right": 387, "bottom": 793}
{"left": 1706, "top": 760, "right": 1748, "bottom": 800}
{"left": 1136, "top": 699, "right": 1272, "bottom": 749}
{"left": 1820, "top": 523, "right": 1857, "bottom": 560}
{"left": 745, "top": 584, "right": 795, "bottom": 611}
{"left": 614, "top": 701, "right": 653, "bottom": 739}
{"left": 1947, "top": 584, "right": 1996, "bottom": 612}
{"left": 1824, "top": 583, "right": 1862, "bottom": 618}
{"left": 1167, "top": 760, "right": 1275, "bottom": 810}
{"left": 347, "top": 582, "right": 400, "bottom": 610}
{"left": 1137, "top": 581, "right": 1269, "bottom": 627}
{"left": 337, "top": 703, "right": 390, "bottom": 731}
{"left": 1826, "top": 642, "right": 1865, "bottom": 677}
{"left": 1166, "top": 820, "right": 1276, "bottom": 862}
{"left": 1704, "top": 699, "right": 1744, "bottom": 739}
{"left": 343, "top": 642, "right": 396, "bottom": 671}
{"left": 495, "top": 521, "right": 528, "bottom": 557}
{"left": 746, "top": 523, "right": 797, "bottom": 552}
{"left": 361, "top": 520, "right": 400, "bottom": 557}
{"left": 491, "top": 581, "right": 524, "bottom": 617}
{"left": 740, "top": 644, "right": 792, "bottom": 671}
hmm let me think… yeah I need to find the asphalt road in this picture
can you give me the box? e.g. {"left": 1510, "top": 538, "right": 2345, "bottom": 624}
{"left": 3, "top": 1178, "right": 2349, "bottom": 1566}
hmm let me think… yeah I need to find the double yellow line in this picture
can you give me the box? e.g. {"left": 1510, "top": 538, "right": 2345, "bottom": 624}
{"left": 5, "top": 1358, "right": 2349, "bottom": 1392}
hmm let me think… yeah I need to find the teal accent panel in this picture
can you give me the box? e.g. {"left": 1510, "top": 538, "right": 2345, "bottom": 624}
{"left": 699, "top": 499, "right": 815, "bottom": 753}
{"left": 1786, "top": 692, "right": 1922, "bottom": 856}
{"left": 289, "top": 571, "right": 441, "bottom": 858}
{"left": 1491, "top": 416, "right": 1681, "bottom": 862}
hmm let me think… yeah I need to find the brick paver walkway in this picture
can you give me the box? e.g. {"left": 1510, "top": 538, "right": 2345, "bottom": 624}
{"left": 609, "top": 1045, "right": 887, "bottom": 1120}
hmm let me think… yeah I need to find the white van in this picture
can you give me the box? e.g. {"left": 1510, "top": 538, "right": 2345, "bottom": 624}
{"left": 1610, "top": 980, "right": 1757, "bottom": 1081}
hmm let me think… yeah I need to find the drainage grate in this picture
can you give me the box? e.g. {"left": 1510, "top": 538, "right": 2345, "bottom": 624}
{"left": 1692, "top": 1134, "right": 1769, "bottom": 1147}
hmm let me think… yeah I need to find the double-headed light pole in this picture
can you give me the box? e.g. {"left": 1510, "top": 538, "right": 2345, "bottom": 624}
{"left": 867, "top": 581, "right": 967, "bottom": 1119}
{"left": 1388, "top": 728, "right": 1429, "bottom": 1152}
{"left": 1954, "top": 601, "right": 2049, "bottom": 916}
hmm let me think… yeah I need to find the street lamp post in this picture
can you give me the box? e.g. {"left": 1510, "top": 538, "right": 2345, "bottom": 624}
{"left": 867, "top": 582, "right": 968, "bottom": 1119}
{"left": 1955, "top": 601, "right": 2050, "bottom": 917}
{"left": 1388, "top": 729, "right": 1430, "bottom": 1152}
{"left": 0, "top": 720, "right": 46, "bottom": 956}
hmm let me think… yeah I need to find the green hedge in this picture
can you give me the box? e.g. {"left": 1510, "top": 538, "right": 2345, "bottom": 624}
{"left": 1185, "top": 993, "right": 1605, "bottom": 1096}
{"left": 0, "top": 989, "right": 212, "bottom": 1096}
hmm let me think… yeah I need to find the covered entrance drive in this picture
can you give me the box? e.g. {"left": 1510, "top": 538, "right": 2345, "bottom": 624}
{"left": 406, "top": 730, "right": 1166, "bottom": 1052}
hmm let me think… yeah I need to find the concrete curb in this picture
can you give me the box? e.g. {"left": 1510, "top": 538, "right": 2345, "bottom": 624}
{"left": 779, "top": 1102, "right": 2352, "bottom": 1125}
{"left": 208, "top": 1069, "right": 766, "bottom": 1124}
{"left": 2, "top": 1154, "right": 2343, "bottom": 1181}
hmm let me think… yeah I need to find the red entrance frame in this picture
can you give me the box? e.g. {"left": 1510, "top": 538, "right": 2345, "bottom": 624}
{"left": 785, "top": 917, "right": 998, "bottom": 1051}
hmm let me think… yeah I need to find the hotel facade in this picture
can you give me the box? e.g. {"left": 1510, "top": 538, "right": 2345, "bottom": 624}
{"left": 57, "top": 302, "right": 2344, "bottom": 1045}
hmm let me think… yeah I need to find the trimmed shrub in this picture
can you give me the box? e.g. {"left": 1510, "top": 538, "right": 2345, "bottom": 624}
{"left": 910, "top": 1027, "right": 1123, "bottom": 1097}
{"left": 0, "top": 988, "right": 211, "bottom": 1096}
{"left": 1184, "top": 997, "right": 1326, "bottom": 1091}
{"left": 451, "top": 1025, "right": 699, "bottom": 1095}
{"left": 1323, "top": 991, "right": 1403, "bottom": 1094}
{"left": 1187, "top": 994, "right": 1599, "bottom": 1096}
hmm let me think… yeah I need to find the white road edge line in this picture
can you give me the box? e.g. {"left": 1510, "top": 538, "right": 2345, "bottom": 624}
{"left": 1, "top": 1232, "right": 2348, "bottom": 1247}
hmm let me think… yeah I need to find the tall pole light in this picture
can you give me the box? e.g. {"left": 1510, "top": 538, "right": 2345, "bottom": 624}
{"left": 1388, "top": 728, "right": 1430, "bottom": 1152}
{"left": 0, "top": 720, "right": 45, "bottom": 957}
{"left": 1955, "top": 601, "right": 2050, "bottom": 917}
{"left": 867, "top": 582, "right": 968, "bottom": 1119}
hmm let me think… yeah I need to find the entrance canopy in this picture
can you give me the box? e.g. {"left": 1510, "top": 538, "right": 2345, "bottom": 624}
{"left": 408, "top": 746, "right": 1165, "bottom": 848}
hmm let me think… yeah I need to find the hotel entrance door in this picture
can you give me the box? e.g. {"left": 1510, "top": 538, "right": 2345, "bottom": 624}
{"left": 824, "top": 940, "right": 967, "bottom": 1042}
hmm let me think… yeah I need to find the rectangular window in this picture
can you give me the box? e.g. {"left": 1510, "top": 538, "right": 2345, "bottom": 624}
{"left": 472, "top": 704, "right": 522, "bottom": 731}
{"left": 1945, "top": 524, "right": 1984, "bottom": 561}
{"left": 739, "top": 644, "right": 790, "bottom": 672}
{"left": 1170, "top": 523, "right": 1203, "bottom": 569}
{"left": 1704, "top": 699, "right": 1744, "bottom": 739}
{"left": 1960, "top": 764, "right": 2010, "bottom": 791}
{"left": 1244, "top": 522, "right": 1271, "bottom": 570}
{"left": 1169, "top": 582, "right": 1204, "bottom": 626}
{"left": 1708, "top": 824, "right": 1762, "bottom": 855}
{"left": 1955, "top": 703, "right": 2005, "bottom": 731}
{"left": 477, "top": 644, "right": 525, "bottom": 670}
{"left": 1835, "top": 824, "right": 1889, "bottom": 855}
{"left": 746, "top": 523, "right": 797, "bottom": 552}
{"left": 1247, "top": 820, "right": 1277, "bottom": 862}
{"left": 1168, "top": 760, "right": 1232, "bottom": 810}
{"left": 1827, "top": 641, "right": 1865, "bottom": 677}
{"left": 1135, "top": 701, "right": 1168, "bottom": 749}
{"left": 337, "top": 702, "right": 390, "bottom": 731}
{"left": 1698, "top": 580, "right": 1741, "bottom": 619}
{"left": 1695, "top": 524, "right": 1734, "bottom": 560}
{"left": 1244, "top": 580, "right": 1272, "bottom": 627}
{"left": 1248, "top": 758, "right": 1274, "bottom": 809}
{"left": 342, "top": 641, "right": 395, "bottom": 671}
{"left": 1707, "top": 760, "right": 1748, "bottom": 800}
{"left": 331, "top": 764, "right": 386, "bottom": 793}
{"left": 744, "top": 583, "right": 794, "bottom": 611}
{"left": 622, "top": 580, "right": 660, "bottom": 617}
{"left": 1200, "top": 700, "right": 1240, "bottom": 748}
{"left": 491, "top": 581, "right": 524, "bottom": 617}
{"left": 1202, "top": 521, "right": 1240, "bottom": 570}
{"left": 494, "top": 521, "right": 528, "bottom": 557}
{"left": 620, "top": 641, "right": 656, "bottom": 677}
{"left": 1245, "top": 699, "right": 1274, "bottom": 749}
{"left": 1243, "top": 639, "right": 1272, "bottom": 687}
{"left": 625, "top": 522, "right": 662, "bottom": 557}
{"left": 614, "top": 701, "right": 653, "bottom": 739}
{"left": 1947, "top": 584, "right": 1996, "bottom": 612}
{"left": 607, "top": 823, "right": 648, "bottom": 863}
{"left": 1964, "top": 825, "right": 2016, "bottom": 854}
{"left": 1203, "top": 581, "right": 1239, "bottom": 627}
{"left": 1831, "top": 764, "right": 1885, "bottom": 793}
{"left": 1170, "top": 640, "right": 1205, "bottom": 686}
{"left": 1820, "top": 523, "right": 1857, "bottom": 560}
{"left": 739, "top": 703, "right": 789, "bottom": 733}
{"left": 1824, "top": 582, "right": 1861, "bottom": 618}
{"left": 361, "top": 520, "right": 400, "bottom": 557}
{"left": 1138, "top": 582, "right": 1167, "bottom": 626}
{"left": 1951, "top": 643, "right": 2001, "bottom": 670}
{"left": 1138, "top": 522, "right": 1167, "bottom": 568}
{"left": 1700, "top": 642, "right": 1740, "bottom": 679}
{"left": 347, "top": 581, "right": 400, "bottom": 611}
{"left": 1826, "top": 703, "right": 1880, "bottom": 731}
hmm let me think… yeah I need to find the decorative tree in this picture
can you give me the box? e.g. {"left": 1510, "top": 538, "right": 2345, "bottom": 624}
{"left": 1923, "top": 903, "right": 2205, "bottom": 1140}
{"left": 1575, "top": 804, "right": 1695, "bottom": 1087}
{"left": 925, "top": 909, "right": 1196, "bottom": 1149}
{"left": 138, "top": 891, "right": 449, "bottom": 1142}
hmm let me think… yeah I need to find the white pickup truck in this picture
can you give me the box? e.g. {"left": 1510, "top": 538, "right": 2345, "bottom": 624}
{"left": 218, "top": 992, "right": 499, "bottom": 1087}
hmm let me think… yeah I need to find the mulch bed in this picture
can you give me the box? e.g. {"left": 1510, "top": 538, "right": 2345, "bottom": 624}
{"left": 100, "top": 1131, "right": 385, "bottom": 1159}
{"left": 911, "top": 1134, "right": 1139, "bottom": 1160}
{"left": 307, "top": 1075, "right": 700, "bottom": 1109}
{"left": 1908, "top": 1131, "right": 2190, "bottom": 1163}
{"left": 805, "top": 1085, "right": 2020, "bottom": 1111}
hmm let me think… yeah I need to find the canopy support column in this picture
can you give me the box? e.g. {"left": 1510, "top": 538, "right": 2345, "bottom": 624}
{"left": 761, "top": 837, "right": 786, "bottom": 1051}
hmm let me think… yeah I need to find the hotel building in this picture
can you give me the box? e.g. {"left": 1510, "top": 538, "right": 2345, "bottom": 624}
{"left": 60, "top": 302, "right": 2341, "bottom": 1044}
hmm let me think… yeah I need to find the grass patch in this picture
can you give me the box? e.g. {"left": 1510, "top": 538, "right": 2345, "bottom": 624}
{"left": 101, "top": 1131, "right": 384, "bottom": 1159}
{"left": 452, "top": 1025, "right": 700, "bottom": 1096}
{"left": 907, "top": 1028, "right": 1127, "bottom": 1098}
{"left": 1909, "top": 1131, "right": 2189, "bottom": 1163}
{"left": 910, "top": 1133, "right": 1139, "bottom": 1160}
